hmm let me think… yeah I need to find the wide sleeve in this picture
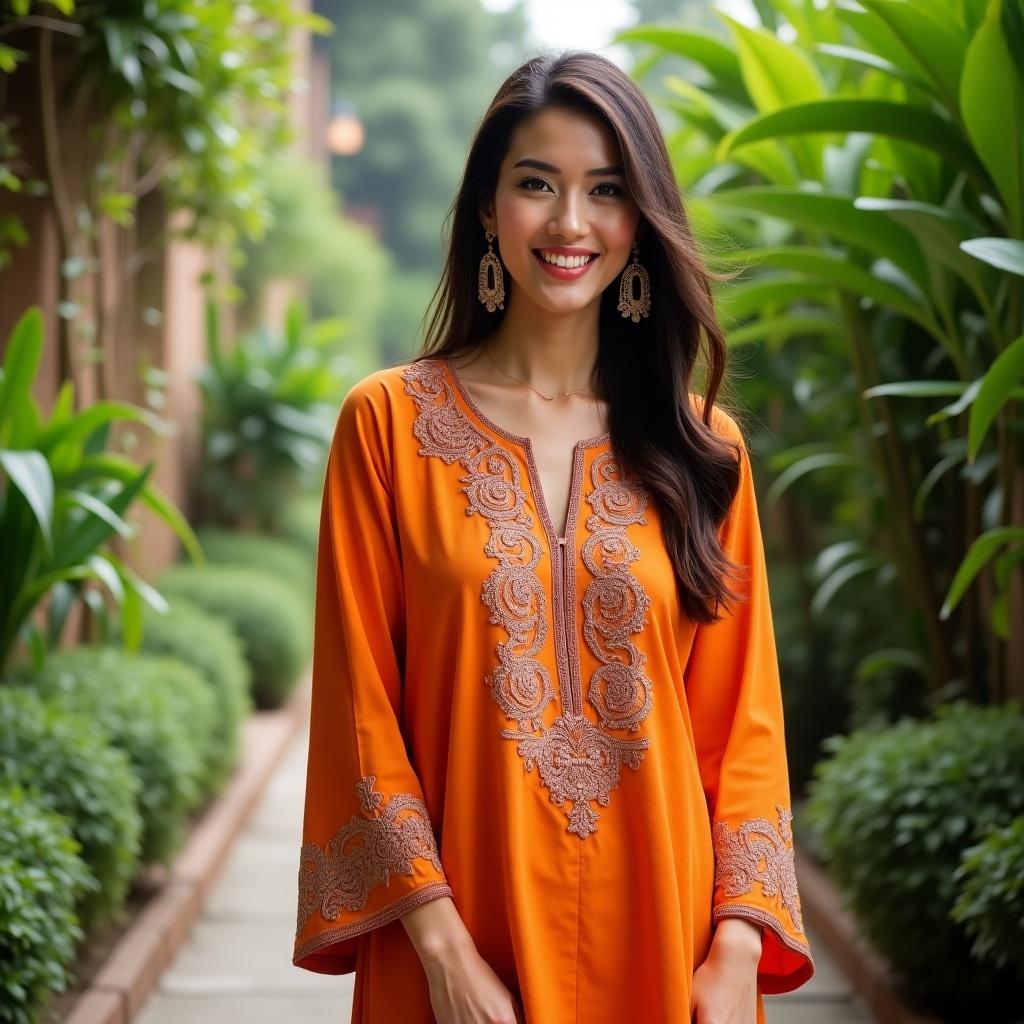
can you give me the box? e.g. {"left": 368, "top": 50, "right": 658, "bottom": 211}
{"left": 292, "top": 379, "right": 454, "bottom": 975}
{"left": 683, "top": 410, "right": 815, "bottom": 995}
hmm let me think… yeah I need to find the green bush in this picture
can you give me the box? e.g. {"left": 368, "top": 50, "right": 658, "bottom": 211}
{"left": 195, "top": 527, "right": 314, "bottom": 608}
{"left": 157, "top": 565, "right": 309, "bottom": 708}
{"left": 0, "top": 688, "right": 141, "bottom": 930}
{"left": 805, "top": 702, "right": 1024, "bottom": 1013}
{"left": 17, "top": 647, "right": 218, "bottom": 864}
{"left": 278, "top": 493, "right": 321, "bottom": 562}
{"left": 951, "top": 815, "right": 1024, "bottom": 984}
{"left": 0, "top": 783, "right": 96, "bottom": 1024}
{"left": 112, "top": 600, "right": 252, "bottom": 791}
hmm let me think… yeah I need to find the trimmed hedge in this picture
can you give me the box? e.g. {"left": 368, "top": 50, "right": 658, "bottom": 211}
{"left": 0, "top": 783, "right": 95, "bottom": 1024}
{"left": 111, "top": 600, "right": 251, "bottom": 791}
{"left": 278, "top": 493, "right": 321, "bottom": 562}
{"left": 805, "top": 701, "right": 1024, "bottom": 1014}
{"left": 951, "top": 815, "right": 1024, "bottom": 984}
{"left": 0, "top": 688, "right": 141, "bottom": 930}
{"left": 158, "top": 564, "right": 310, "bottom": 709}
{"left": 17, "top": 648, "right": 217, "bottom": 864}
{"left": 195, "top": 527, "right": 314, "bottom": 607}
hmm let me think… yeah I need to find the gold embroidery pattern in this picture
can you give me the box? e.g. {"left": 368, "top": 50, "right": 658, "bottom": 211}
{"left": 403, "top": 359, "right": 557, "bottom": 729}
{"left": 295, "top": 775, "right": 444, "bottom": 935}
{"left": 711, "top": 804, "right": 804, "bottom": 934}
{"left": 582, "top": 450, "right": 653, "bottom": 731}
{"left": 402, "top": 359, "right": 654, "bottom": 839}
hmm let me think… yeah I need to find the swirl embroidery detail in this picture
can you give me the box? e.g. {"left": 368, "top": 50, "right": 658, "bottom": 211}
{"left": 711, "top": 804, "right": 805, "bottom": 934}
{"left": 296, "top": 775, "right": 444, "bottom": 935}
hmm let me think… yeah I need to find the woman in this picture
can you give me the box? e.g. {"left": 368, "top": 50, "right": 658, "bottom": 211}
{"left": 292, "top": 50, "right": 815, "bottom": 1024}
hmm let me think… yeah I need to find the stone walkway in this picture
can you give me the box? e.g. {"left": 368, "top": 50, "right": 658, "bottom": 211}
{"left": 134, "top": 727, "right": 877, "bottom": 1024}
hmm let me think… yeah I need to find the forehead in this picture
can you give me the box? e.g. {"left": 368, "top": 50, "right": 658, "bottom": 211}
{"left": 502, "top": 106, "right": 622, "bottom": 170}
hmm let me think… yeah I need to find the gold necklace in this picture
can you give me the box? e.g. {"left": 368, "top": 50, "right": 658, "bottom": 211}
{"left": 483, "top": 343, "right": 594, "bottom": 402}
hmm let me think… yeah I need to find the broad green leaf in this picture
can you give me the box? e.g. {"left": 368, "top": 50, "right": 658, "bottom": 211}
{"left": 612, "top": 25, "right": 746, "bottom": 101}
{"left": 716, "top": 275, "right": 836, "bottom": 321}
{"left": 715, "top": 246, "right": 942, "bottom": 338}
{"left": 64, "top": 453, "right": 204, "bottom": 564}
{"left": 961, "top": 0, "right": 1023, "bottom": 232}
{"left": 707, "top": 187, "right": 928, "bottom": 289}
{"left": 968, "top": 334, "right": 1024, "bottom": 459}
{"left": 87, "top": 553, "right": 125, "bottom": 603}
{"left": 941, "top": 527, "right": 1024, "bottom": 617}
{"left": 727, "top": 312, "right": 843, "bottom": 348}
{"left": 765, "top": 451, "right": 865, "bottom": 506}
{"left": 56, "top": 463, "right": 152, "bottom": 570}
{"left": 718, "top": 99, "right": 989, "bottom": 190}
{"left": 860, "top": 0, "right": 968, "bottom": 110}
{"left": 960, "top": 237, "right": 1024, "bottom": 277}
{"left": 716, "top": 12, "right": 825, "bottom": 179}
{"left": 63, "top": 489, "right": 136, "bottom": 540}
{"left": 0, "top": 307, "right": 43, "bottom": 447}
{"left": 864, "top": 381, "right": 969, "bottom": 399}
{"left": 812, "top": 554, "right": 885, "bottom": 615}
{"left": 0, "top": 449, "right": 54, "bottom": 555}
{"left": 813, "top": 42, "right": 919, "bottom": 84}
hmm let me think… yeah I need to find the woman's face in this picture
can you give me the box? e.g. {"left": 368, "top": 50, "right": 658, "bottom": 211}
{"left": 480, "top": 105, "right": 642, "bottom": 315}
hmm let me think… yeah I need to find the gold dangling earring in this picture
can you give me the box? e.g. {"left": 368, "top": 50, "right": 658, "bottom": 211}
{"left": 478, "top": 229, "right": 505, "bottom": 312}
{"left": 617, "top": 240, "right": 651, "bottom": 323}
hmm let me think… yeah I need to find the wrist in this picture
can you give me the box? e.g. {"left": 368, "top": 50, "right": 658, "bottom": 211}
{"left": 712, "top": 917, "right": 763, "bottom": 962}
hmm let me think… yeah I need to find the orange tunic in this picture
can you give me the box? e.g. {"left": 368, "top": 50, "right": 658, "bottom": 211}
{"left": 292, "top": 355, "right": 815, "bottom": 1023}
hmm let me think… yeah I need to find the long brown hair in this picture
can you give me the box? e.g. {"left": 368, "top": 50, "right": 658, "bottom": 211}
{"left": 414, "top": 50, "right": 743, "bottom": 624}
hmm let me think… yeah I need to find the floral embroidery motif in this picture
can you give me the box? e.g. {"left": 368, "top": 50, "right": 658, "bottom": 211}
{"left": 403, "top": 360, "right": 557, "bottom": 730}
{"left": 402, "top": 358, "right": 655, "bottom": 839}
{"left": 501, "top": 711, "right": 649, "bottom": 838}
{"left": 711, "top": 803, "right": 804, "bottom": 934}
{"left": 295, "top": 775, "right": 444, "bottom": 935}
{"left": 582, "top": 451, "right": 654, "bottom": 731}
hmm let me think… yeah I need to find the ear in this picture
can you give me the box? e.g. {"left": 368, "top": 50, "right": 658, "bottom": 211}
{"left": 478, "top": 197, "right": 496, "bottom": 235}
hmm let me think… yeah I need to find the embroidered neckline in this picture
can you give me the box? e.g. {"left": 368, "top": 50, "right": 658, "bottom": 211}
{"left": 441, "top": 354, "right": 611, "bottom": 451}
{"left": 402, "top": 358, "right": 655, "bottom": 839}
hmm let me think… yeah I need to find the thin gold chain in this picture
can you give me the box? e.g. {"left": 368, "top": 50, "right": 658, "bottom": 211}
{"left": 482, "top": 343, "right": 594, "bottom": 402}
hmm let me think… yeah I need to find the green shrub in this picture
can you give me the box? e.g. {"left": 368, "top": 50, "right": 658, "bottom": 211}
{"left": 278, "top": 493, "right": 321, "bottom": 562}
{"left": 157, "top": 564, "right": 309, "bottom": 709}
{"left": 17, "top": 647, "right": 218, "bottom": 864}
{"left": 805, "top": 701, "right": 1024, "bottom": 1013}
{"left": 0, "top": 783, "right": 96, "bottom": 1024}
{"left": 195, "top": 527, "right": 314, "bottom": 607}
{"left": 0, "top": 689, "right": 141, "bottom": 929}
{"left": 111, "top": 600, "right": 252, "bottom": 791}
{"left": 951, "top": 815, "right": 1024, "bottom": 984}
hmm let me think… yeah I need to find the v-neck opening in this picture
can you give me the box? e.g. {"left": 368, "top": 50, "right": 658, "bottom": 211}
{"left": 438, "top": 355, "right": 610, "bottom": 544}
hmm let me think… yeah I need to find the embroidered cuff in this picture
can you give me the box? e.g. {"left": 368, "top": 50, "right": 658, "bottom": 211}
{"left": 711, "top": 804, "right": 815, "bottom": 994}
{"left": 293, "top": 775, "right": 451, "bottom": 973}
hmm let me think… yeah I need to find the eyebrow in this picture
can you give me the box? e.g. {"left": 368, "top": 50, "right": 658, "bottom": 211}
{"left": 511, "top": 158, "right": 625, "bottom": 176}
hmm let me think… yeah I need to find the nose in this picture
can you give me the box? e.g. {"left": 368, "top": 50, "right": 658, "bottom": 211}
{"left": 548, "top": 190, "right": 585, "bottom": 239}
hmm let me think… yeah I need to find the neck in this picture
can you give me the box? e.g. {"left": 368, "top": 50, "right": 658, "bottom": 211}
{"left": 484, "top": 289, "right": 601, "bottom": 394}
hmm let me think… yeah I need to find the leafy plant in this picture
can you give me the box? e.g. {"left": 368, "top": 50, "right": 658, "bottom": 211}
{"left": 196, "top": 298, "right": 347, "bottom": 530}
{"left": 951, "top": 814, "right": 1024, "bottom": 982}
{"left": 16, "top": 646, "right": 218, "bottom": 863}
{"left": 158, "top": 563, "right": 310, "bottom": 708}
{"left": 109, "top": 598, "right": 251, "bottom": 792}
{"left": 805, "top": 701, "right": 1024, "bottom": 1013}
{"left": 0, "top": 307, "right": 201, "bottom": 679}
{"left": 0, "top": 687, "right": 141, "bottom": 930}
{"left": 0, "top": 782, "right": 95, "bottom": 1024}
{"left": 619, "top": 0, "right": 1024, "bottom": 707}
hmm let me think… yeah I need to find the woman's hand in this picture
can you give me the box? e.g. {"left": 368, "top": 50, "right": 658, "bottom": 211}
{"left": 421, "top": 937, "right": 525, "bottom": 1024}
{"left": 401, "top": 896, "right": 524, "bottom": 1024}
{"left": 690, "top": 917, "right": 762, "bottom": 1024}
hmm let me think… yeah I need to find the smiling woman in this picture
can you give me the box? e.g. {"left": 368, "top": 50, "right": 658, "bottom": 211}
{"left": 291, "top": 50, "right": 814, "bottom": 1024}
